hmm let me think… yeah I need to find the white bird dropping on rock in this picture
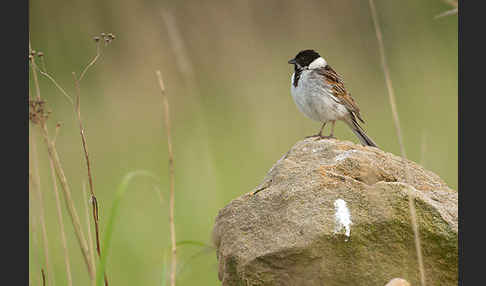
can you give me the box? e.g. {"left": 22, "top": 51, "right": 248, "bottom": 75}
{"left": 334, "top": 199, "right": 352, "bottom": 240}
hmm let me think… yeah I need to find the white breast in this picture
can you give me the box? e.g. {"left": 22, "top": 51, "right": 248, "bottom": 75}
{"left": 290, "top": 70, "right": 349, "bottom": 123}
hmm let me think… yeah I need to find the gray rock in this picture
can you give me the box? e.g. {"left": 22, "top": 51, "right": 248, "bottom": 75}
{"left": 212, "top": 138, "right": 457, "bottom": 286}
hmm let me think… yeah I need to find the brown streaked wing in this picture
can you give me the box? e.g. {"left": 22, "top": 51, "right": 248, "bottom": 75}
{"left": 317, "top": 65, "right": 365, "bottom": 123}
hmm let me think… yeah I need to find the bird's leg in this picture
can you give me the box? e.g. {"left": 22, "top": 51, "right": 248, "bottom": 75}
{"left": 320, "top": 121, "right": 336, "bottom": 139}
{"left": 305, "top": 122, "right": 326, "bottom": 139}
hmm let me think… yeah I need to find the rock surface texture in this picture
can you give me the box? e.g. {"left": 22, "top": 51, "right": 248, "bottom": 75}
{"left": 213, "top": 138, "right": 457, "bottom": 286}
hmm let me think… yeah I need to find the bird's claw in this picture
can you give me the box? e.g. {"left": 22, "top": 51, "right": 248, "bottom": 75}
{"left": 305, "top": 134, "right": 336, "bottom": 140}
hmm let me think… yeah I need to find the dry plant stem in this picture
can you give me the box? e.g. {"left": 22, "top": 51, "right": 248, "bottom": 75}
{"left": 29, "top": 42, "right": 41, "bottom": 102}
{"left": 29, "top": 41, "right": 72, "bottom": 104}
{"left": 72, "top": 71, "right": 108, "bottom": 286}
{"left": 368, "top": 1, "right": 426, "bottom": 286}
{"left": 83, "top": 182, "right": 97, "bottom": 286}
{"left": 30, "top": 44, "right": 95, "bottom": 279}
{"left": 48, "top": 146, "right": 73, "bottom": 286}
{"left": 39, "top": 121, "right": 96, "bottom": 279}
{"left": 434, "top": 8, "right": 458, "bottom": 19}
{"left": 31, "top": 215, "right": 40, "bottom": 285}
{"left": 39, "top": 56, "right": 48, "bottom": 73}
{"left": 33, "top": 62, "right": 73, "bottom": 104}
{"left": 41, "top": 269, "right": 46, "bottom": 286}
{"left": 156, "top": 70, "right": 177, "bottom": 286}
{"left": 79, "top": 42, "right": 102, "bottom": 82}
{"left": 73, "top": 72, "right": 100, "bottom": 252}
{"left": 30, "top": 131, "right": 55, "bottom": 286}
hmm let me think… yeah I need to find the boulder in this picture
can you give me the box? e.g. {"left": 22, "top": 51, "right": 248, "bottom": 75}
{"left": 212, "top": 138, "right": 457, "bottom": 286}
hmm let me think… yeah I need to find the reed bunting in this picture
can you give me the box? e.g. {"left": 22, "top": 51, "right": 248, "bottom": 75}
{"left": 288, "top": 49, "right": 378, "bottom": 147}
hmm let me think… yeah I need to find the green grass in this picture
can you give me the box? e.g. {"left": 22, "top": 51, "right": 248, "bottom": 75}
{"left": 97, "top": 170, "right": 157, "bottom": 286}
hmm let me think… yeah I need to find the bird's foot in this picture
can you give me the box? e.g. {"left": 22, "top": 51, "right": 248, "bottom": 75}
{"left": 305, "top": 134, "right": 322, "bottom": 139}
{"left": 320, "top": 135, "right": 336, "bottom": 140}
{"left": 305, "top": 134, "right": 336, "bottom": 140}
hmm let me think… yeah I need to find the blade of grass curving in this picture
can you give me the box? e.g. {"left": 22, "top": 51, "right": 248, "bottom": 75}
{"left": 158, "top": 240, "right": 214, "bottom": 278}
{"left": 96, "top": 170, "right": 157, "bottom": 286}
{"left": 175, "top": 245, "right": 215, "bottom": 277}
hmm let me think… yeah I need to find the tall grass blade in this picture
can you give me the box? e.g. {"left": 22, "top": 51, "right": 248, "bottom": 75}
{"left": 96, "top": 170, "right": 157, "bottom": 286}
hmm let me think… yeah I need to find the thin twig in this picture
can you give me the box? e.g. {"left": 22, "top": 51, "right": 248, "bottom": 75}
{"left": 72, "top": 71, "right": 108, "bottom": 286}
{"left": 435, "top": 0, "right": 458, "bottom": 19}
{"left": 41, "top": 269, "right": 46, "bottom": 286}
{"left": 29, "top": 40, "right": 72, "bottom": 104}
{"left": 48, "top": 131, "right": 73, "bottom": 286}
{"left": 73, "top": 71, "right": 100, "bottom": 247}
{"left": 156, "top": 70, "right": 177, "bottom": 286}
{"left": 368, "top": 1, "right": 426, "bottom": 285}
{"left": 32, "top": 61, "right": 73, "bottom": 104}
{"left": 29, "top": 42, "right": 42, "bottom": 102}
{"left": 83, "top": 181, "right": 97, "bottom": 286}
{"left": 434, "top": 8, "right": 458, "bottom": 19}
{"left": 39, "top": 54, "right": 48, "bottom": 73}
{"left": 79, "top": 41, "right": 102, "bottom": 82}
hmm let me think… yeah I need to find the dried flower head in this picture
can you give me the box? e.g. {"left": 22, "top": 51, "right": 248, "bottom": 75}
{"left": 29, "top": 99, "right": 50, "bottom": 124}
{"left": 93, "top": 36, "right": 100, "bottom": 42}
{"left": 37, "top": 52, "right": 44, "bottom": 57}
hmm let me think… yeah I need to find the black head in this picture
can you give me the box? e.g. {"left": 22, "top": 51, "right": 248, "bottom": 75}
{"left": 288, "top": 50, "right": 321, "bottom": 68}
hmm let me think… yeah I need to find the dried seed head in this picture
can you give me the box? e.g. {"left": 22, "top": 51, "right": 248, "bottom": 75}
{"left": 29, "top": 54, "right": 33, "bottom": 60}
{"left": 29, "top": 99, "right": 50, "bottom": 124}
{"left": 101, "top": 32, "right": 106, "bottom": 37}
{"left": 30, "top": 50, "right": 36, "bottom": 56}
{"left": 108, "top": 33, "right": 115, "bottom": 39}
{"left": 37, "top": 52, "right": 44, "bottom": 57}
{"left": 94, "top": 36, "right": 100, "bottom": 42}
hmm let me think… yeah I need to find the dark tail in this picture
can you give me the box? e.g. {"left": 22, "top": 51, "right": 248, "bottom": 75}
{"left": 345, "top": 117, "right": 378, "bottom": 148}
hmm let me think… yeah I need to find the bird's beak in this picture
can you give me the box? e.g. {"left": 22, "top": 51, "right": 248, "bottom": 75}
{"left": 288, "top": 58, "right": 296, "bottom": 64}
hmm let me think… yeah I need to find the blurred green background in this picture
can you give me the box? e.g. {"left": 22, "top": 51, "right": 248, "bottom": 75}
{"left": 29, "top": 0, "right": 457, "bottom": 285}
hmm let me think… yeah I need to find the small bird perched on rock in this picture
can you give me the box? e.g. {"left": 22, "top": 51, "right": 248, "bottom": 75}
{"left": 288, "top": 49, "right": 378, "bottom": 147}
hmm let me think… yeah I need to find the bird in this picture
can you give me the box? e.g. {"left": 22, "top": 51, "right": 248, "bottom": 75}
{"left": 288, "top": 49, "right": 378, "bottom": 147}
